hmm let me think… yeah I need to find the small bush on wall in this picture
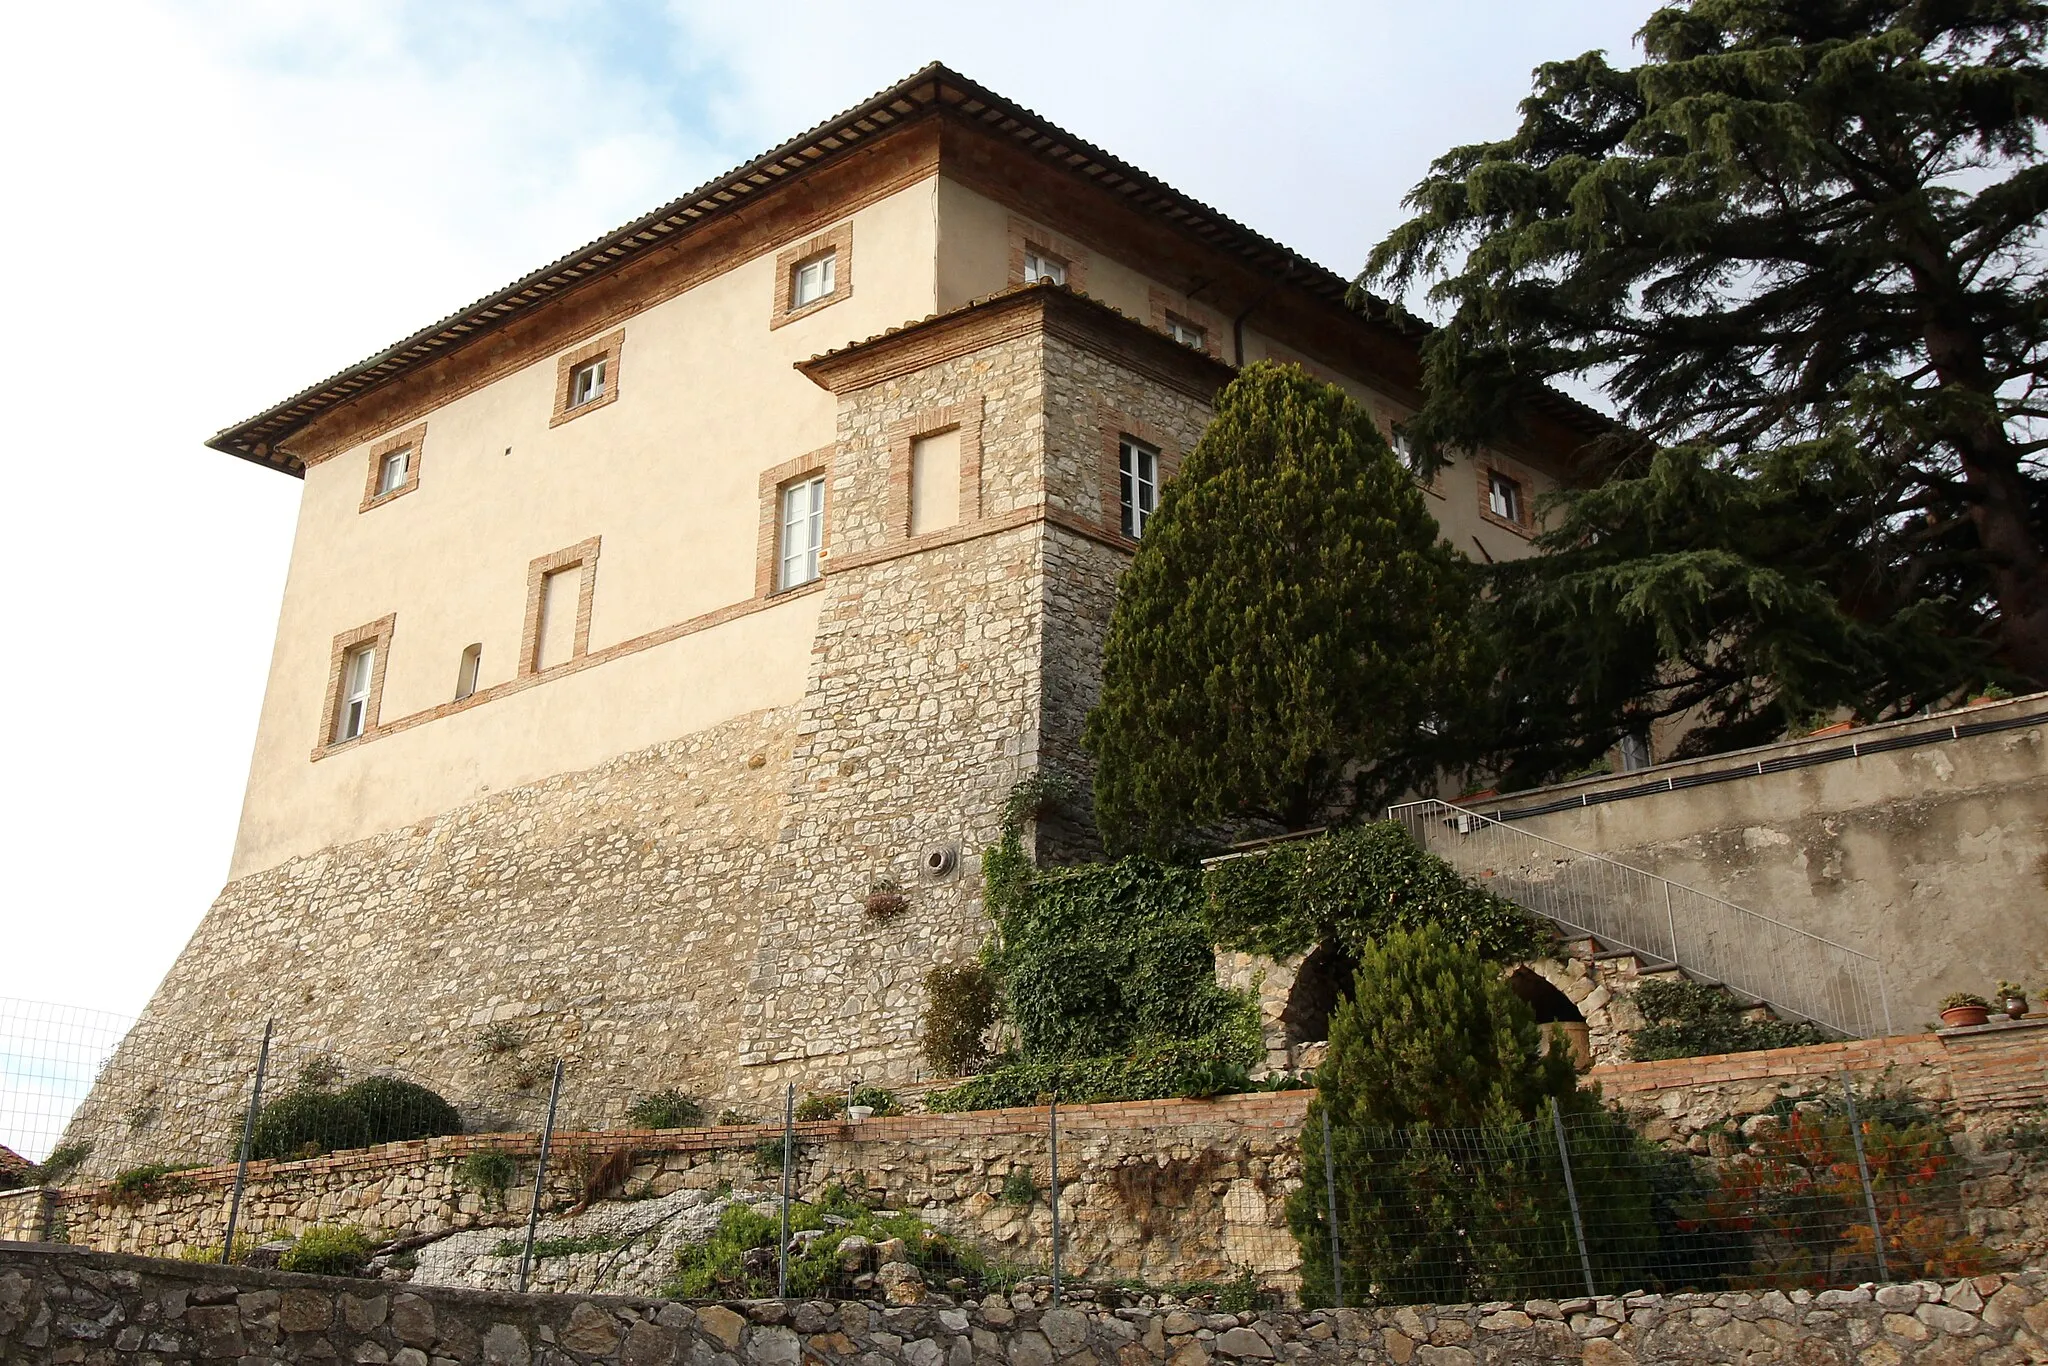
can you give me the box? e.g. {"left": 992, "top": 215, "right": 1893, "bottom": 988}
{"left": 921, "top": 963, "right": 998, "bottom": 1077}
{"left": 279, "top": 1225, "right": 373, "bottom": 1277}
{"left": 250, "top": 1075, "right": 461, "bottom": 1160}
{"left": 1626, "top": 979, "right": 1827, "bottom": 1061}
{"left": 626, "top": 1089, "right": 706, "bottom": 1129}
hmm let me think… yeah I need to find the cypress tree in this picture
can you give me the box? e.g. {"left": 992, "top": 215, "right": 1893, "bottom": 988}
{"left": 1367, "top": 0, "right": 2048, "bottom": 773}
{"left": 1083, "top": 362, "right": 1478, "bottom": 854}
{"left": 1288, "top": 925, "right": 1657, "bottom": 1305}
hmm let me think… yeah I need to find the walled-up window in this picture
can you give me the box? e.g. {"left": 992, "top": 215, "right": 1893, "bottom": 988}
{"left": 535, "top": 570, "right": 579, "bottom": 671}
{"left": 909, "top": 429, "right": 962, "bottom": 537}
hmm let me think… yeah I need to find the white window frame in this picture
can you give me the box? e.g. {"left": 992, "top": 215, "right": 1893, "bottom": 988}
{"left": 1119, "top": 437, "right": 1159, "bottom": 539}
{"left": 1618, "top": 732, "right": 1653, "bottom": 772}
{"left": 334, "top": 644, "right": 376, "bottom": 743}
{"left": 455, "top": 643, "right": 482, "bottom": 701}
{"left": 778, "top": 476, "right": 825, "bottom": 590}
{"left": 1023, "top": 250, "right": 1067, "bottom": 286}
{"left": 568, "top": 357, "right": 608, "bottom": 409}
{"left": 376, "top": 447, "right": 410, "bottom": 496}
{"left": 1488, "top": 470, "right": 1522, "bottom": 523}
{"left": 1167, "top": 316, "right": 1205, "bottom": 350}
{"left": 792, "top": 252, "right": 836, "bottom": 309}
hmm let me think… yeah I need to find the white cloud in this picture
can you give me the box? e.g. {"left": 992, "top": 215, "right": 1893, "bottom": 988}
{"left": 0, "top": 0, "right": 1645, "bottom": 1023}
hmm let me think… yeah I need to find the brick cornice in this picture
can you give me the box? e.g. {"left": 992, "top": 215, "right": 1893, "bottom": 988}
{"left": 797, "top": 284, "right": 1234, "bottom": 400}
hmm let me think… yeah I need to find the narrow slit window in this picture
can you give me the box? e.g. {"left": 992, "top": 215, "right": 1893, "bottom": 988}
{"left": 376, "top": 447, "right": 410, "bottom": 496}
{"left": 779, "top": 476, "right": 825, "bottom": 590}
{"left": 1119, "top": 437, "right": 1159, "bottom": 539}
{"left": 1023, "top": 249, "right": 1067, "bottom": 286}
{"left": 568, "top": 357, "right": 608, "bottom": 409}
{"left": 792, "top": 252, "right": 836, "bottom": 309}
{"left": 455, "top": 643, "right": 482, "bottom": 701}
{"left": 334, "top": 645, "right": 375, "bottom": 743}
{"left": 1488, "top": 470, "right": 1523, "bottom": 523}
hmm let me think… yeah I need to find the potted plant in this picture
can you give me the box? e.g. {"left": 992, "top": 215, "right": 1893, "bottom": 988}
{"left": 1940, "top": 992, "right": 1992, "bottom": 1028}
{"left": 1997, "top": 982, "right": 2030, "bottom": 1020}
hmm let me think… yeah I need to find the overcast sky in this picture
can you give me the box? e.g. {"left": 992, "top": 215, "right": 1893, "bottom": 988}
{"left": 0, "top": 0, "right": 1649, "bottom": 1022}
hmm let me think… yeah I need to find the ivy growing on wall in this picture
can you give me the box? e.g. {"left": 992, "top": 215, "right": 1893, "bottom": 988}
{"left": 1203, "top": 821, "right": 1549, "bottom": 964}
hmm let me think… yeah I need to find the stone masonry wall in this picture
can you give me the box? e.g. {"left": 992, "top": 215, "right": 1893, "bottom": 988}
{"left": 75, "top": 310, "right": 1234, "bottom": 1170}
{"left": 19, "top": 1029, "right": 2048, "bottom": 1290}
{"left": 8, "top": 1242, "right": 2048, "bottom": 1366}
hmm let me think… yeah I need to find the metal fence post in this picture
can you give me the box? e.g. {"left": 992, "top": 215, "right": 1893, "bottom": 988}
{"left": 1320, "top": 1105, "right": 1343, "bottom": 1308}
{"left": 516, "top": 1060, "right": 565, "bottom": 1294}
{"left": 1048, "top": 1094, "right": 1062, "bottom": 1307}
{"left": 779, "top": 1083, "right": 794, "bottom": 1299}
{"left": 1841, "top": 1071, "right": 1889, "bottom": 1283}
{"left": 1550, "top": 1097, "right": 1598, "bottom": 1298}
{"left": 221, "top": 1020, "right": 273, "bottom": 1264}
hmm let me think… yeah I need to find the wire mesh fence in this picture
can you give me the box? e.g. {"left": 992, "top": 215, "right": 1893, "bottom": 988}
{"left": 0, "top": 997, "right": 2019, "bottom": 1305}
{"left": 1293, "top": 1085, "right": 1986, "bottom": 1308}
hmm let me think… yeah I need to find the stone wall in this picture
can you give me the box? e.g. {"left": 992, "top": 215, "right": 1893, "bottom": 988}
{"left": 7, "top": 1242, "right": 2048, "bottom": 1366}
{"left": 18, "top": 1028, "right": 2048, "bottom": 1291}
{"left": 31, "top": 1094, "right": 1311, "bottom": 1292}
{"left": 72, "top": 299, "right": 1234, "bottom": 1175}
{"left": 1484, "top": 693, "right": 2048, "bottom": 1027}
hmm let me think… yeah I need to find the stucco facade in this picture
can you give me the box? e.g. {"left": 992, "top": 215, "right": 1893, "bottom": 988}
{"left": 82, "top": 67, "right": 1606, "bottom": 1154}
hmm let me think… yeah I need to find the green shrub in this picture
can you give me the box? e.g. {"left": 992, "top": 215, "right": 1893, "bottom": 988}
{"left": 999, "top": 1167, "right": 1036, "bottom": 1206}
{"left": 490, "top": 1233, "right": 621, "bottom": 1259}
{"left": 1204, "top": 821, "right": 1548, "bottom": 964}
{"left": 661, "top": 1195, "right": 1025, "bottom": 1301}
{"left": 1626, "top": 980, "right": 1828, "bottom": 1062}
{"left": 627, "top": 1089, "right": 706, "bottom": 1129}
{"left": 794, "top": 1094, "right": 844, "bottom": 1122}
{"left": 251, "top": 1075, "right": 461, "bottom": 1160}
{"left": 753, "top": 1138, "right": 793, "bottom": 1172}
{"left": 34, "top": 1141, "right": 92, "bottom": 1186}
{"left": 1290, "top": 925, "right": 1664, "bottom": 1305}
{"left": 849, "top": 1086, "right": 903, "bottom": 1117}
{"left": 454, "top": 1148, "right": 518, "bottom": 1204}
{"left": 926, "top": 1023, "right": 1259, "bottom": 1112}
{"left": 279, "top": 1225, "right": 373, "bottom": 1277}
{"left": 109, "top": 1164, "right": 197, "bottom": 1205}
{"left": 922, "top": 963, "right": 998, "bottom": 1077}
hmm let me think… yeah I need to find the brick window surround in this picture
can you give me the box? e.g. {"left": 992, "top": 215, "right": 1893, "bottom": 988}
{"left": 359, "top": 423, "right": 426, "bottom": 512}
{"left": 755, "top": 449, "right": 834, "bottom": 598}
{"left": 885, "top": 398, "right": 985, "bottom": 541}
{"left": 1007, "top": 216, "right": 1089, "bottom": 292}
{"left": 770, "top": 223, "right": 854, "bottom": 329}
{"left": 1147, "top": 288, "right": 1224, "bottom": 360}
{"left": 519, "top": 537, "right": 602, "bottom": 674}
{"left": 549, "top": 330, "right": 625, "bottom": 428}
{"left": 1477, "top": 455, "right": 1538, "bottom": 537}
{"left": 1097, "top": 410, "right": 1180, "bottom": 542}
{"left": 315, "top": 615, "right": 396, "bottom": 757}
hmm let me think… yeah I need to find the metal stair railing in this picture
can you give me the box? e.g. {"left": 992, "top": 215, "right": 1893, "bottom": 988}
{"left": 1387, "top": 798, "right": 1893, "bottom": 1038}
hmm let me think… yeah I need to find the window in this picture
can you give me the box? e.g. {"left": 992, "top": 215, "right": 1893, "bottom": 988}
{"left": 376, "top": 448, "right": 410, "bottom": 496}
{"left": 333, "top": 644, "right": 375, "bottom": 743}
{"left": 1488, "top": 470, "right": 1523, "bottom": 524}
{"left": 455, "top": 643, "right": 482, "bottom": 701}
{"left": 1023, "top": 249, "right": 1067, "bottom": 286}
{"left": 909, "top": 430, "right": 962, "bottom": 537}
{"left": 1618, "top": 732, "right": 1653, "bottom": 772}
{"left": 772, "top": 225, "right": 853, "bottom": 327}
{"left": 779, "top": 476, "right": 825, "bottom": 590}
{"left": 551, "top": 331, "right": 624, "bottom": 427}
{"left": 1119, "top": 437, "right": 1159, "bottom": 539}
{"left": 568, "top": 357, "right": 607, "bottom": 409}
{"left": 1390, "top": 426, "right": 1418, "bottom": 470}
{"left": 1166, "top": 315, "right": 1206, "bottom": 350}
{"left": 792, "top": 252, "right": 836, "bottom": 309}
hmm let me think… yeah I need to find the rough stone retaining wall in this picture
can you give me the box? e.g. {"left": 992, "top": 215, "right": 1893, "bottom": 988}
{"left": 7, "top": 1242, "right": 2048, "bottom": 1366}
{"left": 14, "top": 1024, "right": 2048, "bottom": 1287}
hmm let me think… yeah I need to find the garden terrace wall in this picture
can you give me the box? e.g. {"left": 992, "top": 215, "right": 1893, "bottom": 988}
{"left": 33, "top": 1093, "right": 1314, "bottom": 1289}
{"left": 7, "top": 1242, "right": 2048, "bottom": 1366}
{"left": 16, "top": 1027, "right": 2048, "bottom": 1287}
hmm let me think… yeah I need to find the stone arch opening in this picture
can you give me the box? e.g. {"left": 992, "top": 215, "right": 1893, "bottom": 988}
{"left": 1506, "top": 966, "right": 1586, "bottom": 1024}
{"left": 1281, "top": 941, "right": 1359, "bottom": 1046}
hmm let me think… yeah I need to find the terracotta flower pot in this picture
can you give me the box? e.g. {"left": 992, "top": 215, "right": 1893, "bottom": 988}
{"left": 1941, "top": 1005, "right": 1991, "bottom": 1028}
